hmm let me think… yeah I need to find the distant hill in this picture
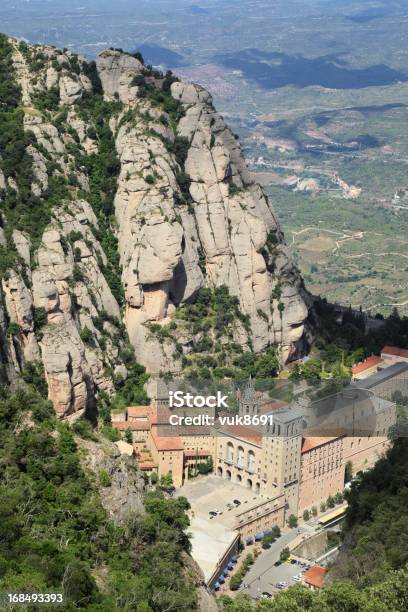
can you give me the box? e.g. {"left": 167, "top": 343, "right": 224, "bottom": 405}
{"left": 134, "top": 43, "right": 186, "bottom": 68}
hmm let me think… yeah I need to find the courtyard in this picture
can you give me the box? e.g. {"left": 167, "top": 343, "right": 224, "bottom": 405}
{"left": 174, "top": 475, "right": 274, "bottom": 583}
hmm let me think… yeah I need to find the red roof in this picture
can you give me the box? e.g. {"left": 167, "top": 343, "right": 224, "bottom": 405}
{"left": 352, "top": 355, "right": 383, "bottom": 376}
{"left": 382, "top": 346, "right": 408, "bottom": 359}
{"left": 301, "top": 436, "right": 340, "bottom": 454}
{"left": 113, "top": 421, "right": 150, "bottom": 431}
{"left": 127, "top": 405, "right": 150, "bottom": 418}
{"left": 304, "top": 565, "right": 327, "bottom": 589}
{"left": 138, "top": 461, "right": 158, "bottom": 470}
{"left": 150, "top": 427, "right": 184, "bottom": 451}
{"left": 149, "top": 407, "right": 173, "bottom": 425}
{"left": 217, "top": 424, "right": 262, "bottom": 445}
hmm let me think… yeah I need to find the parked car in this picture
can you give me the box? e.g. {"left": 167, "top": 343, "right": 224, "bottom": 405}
{"left": 261, "top": 592, "right": 272, "bottom": 599}
{"left": 233, "top": 499, "right": 241, "bottom": 506}
{"left": 209, "top": 509, "right": 222, "bottom": 516}
{"left": 274, "top": 561, "right": 282, "bottom": 567}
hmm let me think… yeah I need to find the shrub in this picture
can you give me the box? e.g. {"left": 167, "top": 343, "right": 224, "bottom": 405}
{"left": 72, "top": 419, "right": 98, "bottom": 441}
{"left": 228, "top": 181, "right": 241, "bottom": 196}
{"left": 229, "top": 573, "right": 243, "bottom": 590}
{"left": 334, "top": 491, "right": 344, "bottom": 504}
{"left": 80, "top": 327, "right": 94, "bottom": 346}
{"left": 327, "top": 495, "right": 336, "bottom": 509}
{"left": 150, "top": 471, "right": 158, "bottom": 484}
{"left": 288, "top": 514, "right": 298, "bottom": 528}
{"left": 99, "top": 469, "right": 111, "bottom": 487}
{"left": 7, "top": 322, "right": 20, "bottom": 336}
{"left": 33, "top": 306, "right": 47, "bottom": 330}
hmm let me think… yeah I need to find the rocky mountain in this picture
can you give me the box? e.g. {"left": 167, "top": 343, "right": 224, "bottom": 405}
{"left": 0, "top": 35, "right": 309, "bottom": 418}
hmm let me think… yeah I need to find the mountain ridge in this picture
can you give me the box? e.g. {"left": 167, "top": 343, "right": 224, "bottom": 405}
{"left": 0, "top": 35, "right": 309, "bottom": 417}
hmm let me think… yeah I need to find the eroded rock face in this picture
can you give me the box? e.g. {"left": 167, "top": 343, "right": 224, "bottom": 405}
{"left": 77, "top": 437, "right": 145, "bottom": 522}
{"left": 105, "top": 55, "right": 309, "bottom": 370}
{"left": 97, "top": 49, "right": 143, "bottom": 104}
{"left": 0, "top": 40, "right": 309, "bottom": 416}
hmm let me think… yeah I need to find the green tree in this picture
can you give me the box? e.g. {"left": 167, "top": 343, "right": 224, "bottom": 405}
{"left": 288, "top": 514, "right": 298, "bottom": 528}
{"left": 159, "top": 472, "right": 174, "bottom": 491}
{"left": 229, "top": 573, "right": 243, "bottom": 590}
{"left": 327, "top": 495, "right": 335, "bottom": 509}
{"left": 150, "top": 471, "right": 158, "bottom": 484}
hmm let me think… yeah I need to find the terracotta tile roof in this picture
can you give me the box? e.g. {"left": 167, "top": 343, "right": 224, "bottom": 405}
{"left": 149, "top": 407, "right": 173, "bottom": 425}
{"left": 352, "top": 355, "right": 383, "bottom": 376}
{"left": 382, "top": 345, "right": 408, "bottom": 359}
{"left": 301, "top": 436, "right": 340, "bottom": 454}
{"left": 127, "top": 405, "right": 150, "bottom": 418}
{"left": 151, "top": 426, "right": 184, "bottom": 451}
{"left": 113, "top": 421, "right": 150, "bottom": 431}
{"left": 139, "top": 461, "right": 158, "bottom": 470}
{"left": 218, "top": 424, "right": 262, "bottom": 445}
{"left": 304, "top": 565, "right": 327, "bottom": 589}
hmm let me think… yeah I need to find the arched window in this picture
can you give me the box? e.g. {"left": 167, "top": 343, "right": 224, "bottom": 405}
{"left": 247, "top": 450, "right": 255, "bottom": 472}
{"left": 227, "top": 442, "right": 234, "bottom": 462}
{"left": 237, "top": 446, "right": 244, "bottom": 467}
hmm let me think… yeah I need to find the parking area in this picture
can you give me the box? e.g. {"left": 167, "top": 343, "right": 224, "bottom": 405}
{"left": 240, "top": 558, "right": 311, "bottom": 599}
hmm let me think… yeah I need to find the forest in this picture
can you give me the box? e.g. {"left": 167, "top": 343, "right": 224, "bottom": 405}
{"left": 0, "top": 384, "right": 197, "bottom": 611}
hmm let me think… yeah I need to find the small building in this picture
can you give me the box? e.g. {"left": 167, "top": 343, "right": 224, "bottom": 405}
{"left": 352, "top": 356, "right": 384, "bottom": 380}
{"left": 381, "top": 345, "right": 408, "bottom": 366}
{"left": 303, "top": 564, "right": 327, "bottom": 590}
{"left": 148, "top": 426, "right": 185, "bottom": 488}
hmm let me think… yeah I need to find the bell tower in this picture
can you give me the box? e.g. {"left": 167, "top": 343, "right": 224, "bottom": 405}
{"left": 239, "top": 377, "right": 258, "bottom": 416}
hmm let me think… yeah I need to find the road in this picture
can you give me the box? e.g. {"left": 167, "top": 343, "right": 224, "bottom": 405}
{"left": 238, "top": 525, "right": 311, "bottom": 599}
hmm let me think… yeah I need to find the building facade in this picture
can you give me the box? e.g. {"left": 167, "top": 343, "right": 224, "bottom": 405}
{"left": 113, "top": 362, "right": 405, "bottom": 522}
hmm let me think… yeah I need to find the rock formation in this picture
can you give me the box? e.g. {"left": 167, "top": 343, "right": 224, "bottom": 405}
{"left": 0, "top": 37, "right": 309, "bottom": 417}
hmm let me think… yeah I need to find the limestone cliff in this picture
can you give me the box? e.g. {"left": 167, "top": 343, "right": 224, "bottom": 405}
{"left": 0, "top": 36, "right": 309, "bottom": 417}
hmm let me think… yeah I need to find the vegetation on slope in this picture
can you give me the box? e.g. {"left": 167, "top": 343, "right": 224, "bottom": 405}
{"left": 0, "top": 382, "right": 197, "bottom": 611}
